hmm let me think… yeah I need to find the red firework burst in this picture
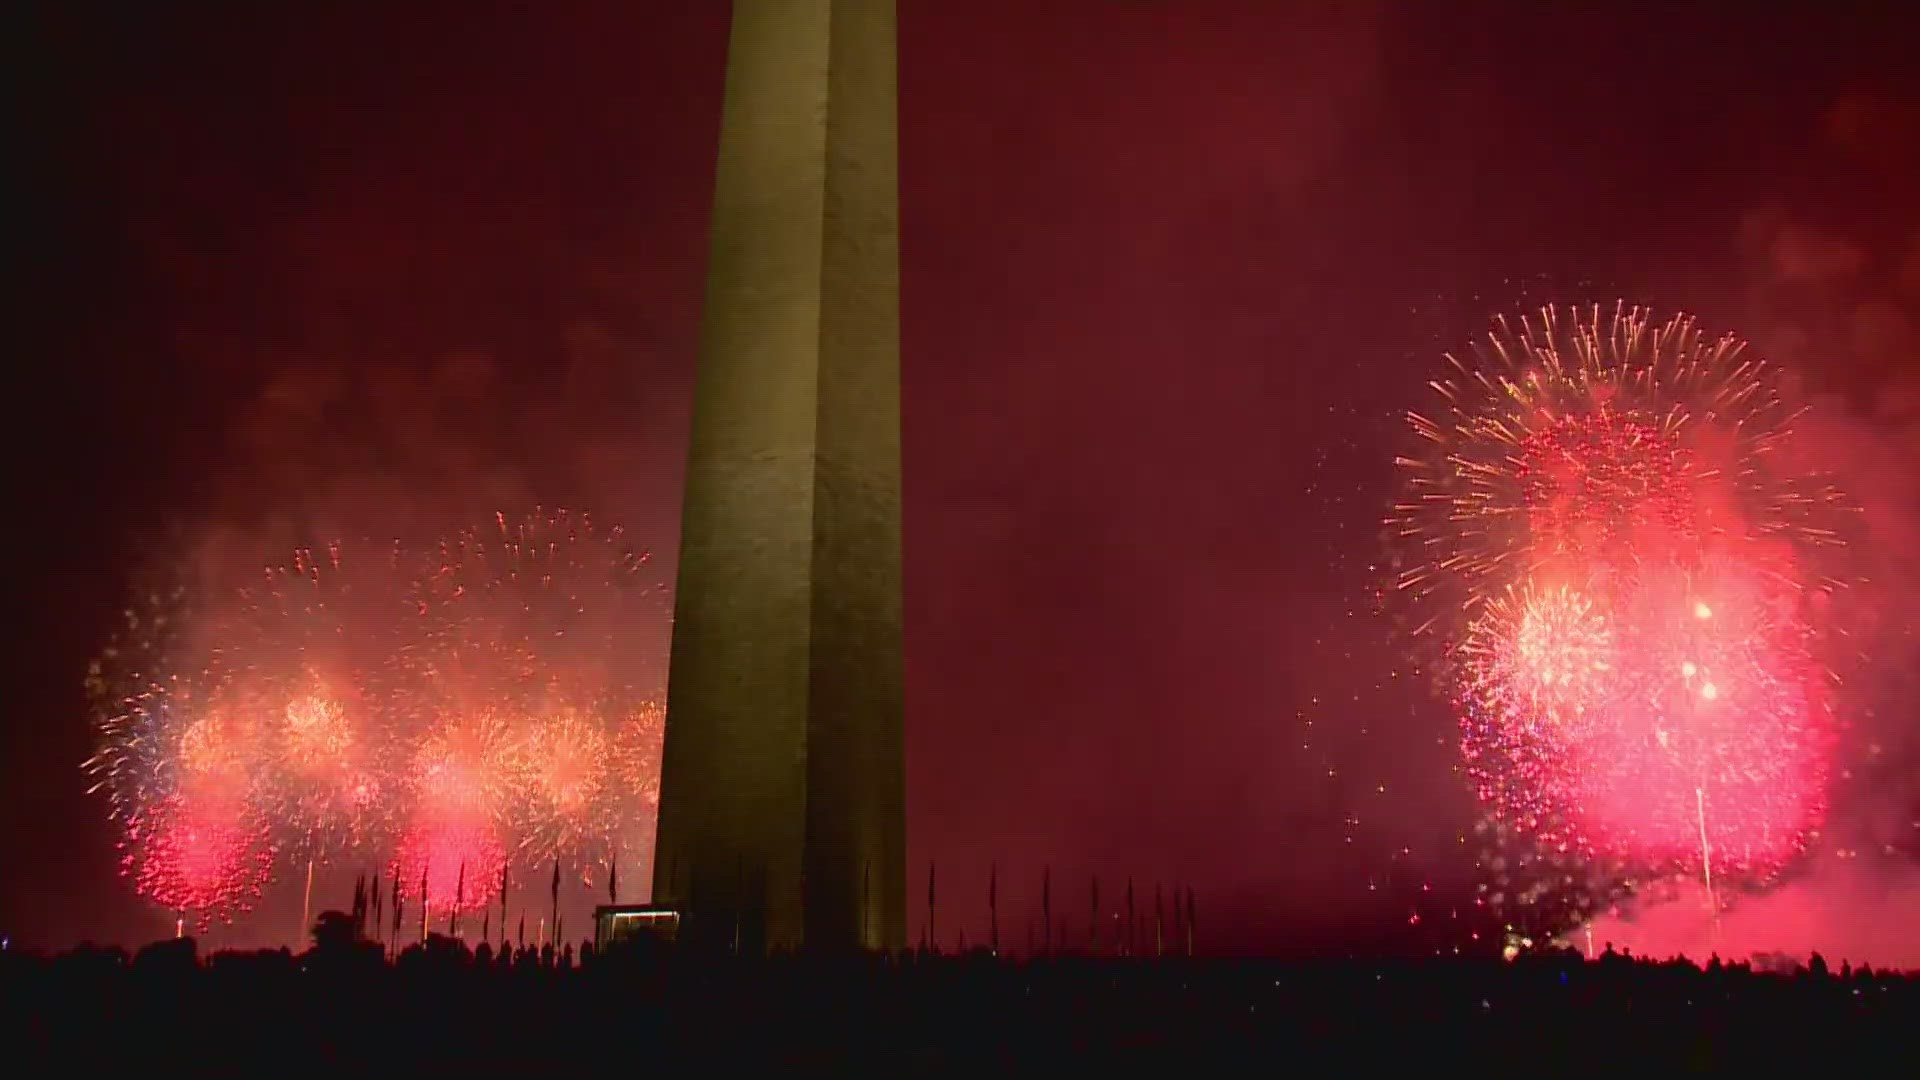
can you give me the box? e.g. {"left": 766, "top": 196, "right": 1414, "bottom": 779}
{"left": 391, "top": 813, "right": 507, "bottom": 914}
{"left": 1397, "top": 305, "right": 1851, "bottom": 901}
{"left": 88, "top": 508, "right": 671, "bottom": 931}
{"left": 121, "top": 793, "right": 273, "bottom": 926}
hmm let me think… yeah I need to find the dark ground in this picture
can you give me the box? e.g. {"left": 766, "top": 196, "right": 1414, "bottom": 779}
{"left": 3, "top": 934, "right": 1911, "bottom": 1073}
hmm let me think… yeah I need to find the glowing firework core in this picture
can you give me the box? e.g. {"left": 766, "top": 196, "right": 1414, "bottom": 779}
{"left": 282, "top": 693, "right": 353, "bottom": 769}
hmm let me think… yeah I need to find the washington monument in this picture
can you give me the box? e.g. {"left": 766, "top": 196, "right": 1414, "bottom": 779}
{"left": 651, "top": 0, "right": 905, "bottom": 951}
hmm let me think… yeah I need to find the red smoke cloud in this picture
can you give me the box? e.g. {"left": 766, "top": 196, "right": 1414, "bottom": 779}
{"left": 1608, "top": 90, "right": 1920, "bottom": 971}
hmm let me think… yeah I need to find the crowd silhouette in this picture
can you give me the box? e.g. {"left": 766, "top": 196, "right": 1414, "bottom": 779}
{"left": 2, "top": 913, "right": 1912, "bottom": 1072}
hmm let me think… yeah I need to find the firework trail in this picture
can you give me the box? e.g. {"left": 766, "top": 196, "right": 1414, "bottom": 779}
{"left": 1389, "top": 304, "right": 1854, "bottom": 921}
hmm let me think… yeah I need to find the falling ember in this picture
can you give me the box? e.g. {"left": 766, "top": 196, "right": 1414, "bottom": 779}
{"left": 1391, "top": 304, "right": 1853, "bottom": 920}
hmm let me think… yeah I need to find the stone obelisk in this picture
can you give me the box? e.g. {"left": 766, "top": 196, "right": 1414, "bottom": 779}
{"left": 651, "top": 0, "right": 904, "bottom": 952}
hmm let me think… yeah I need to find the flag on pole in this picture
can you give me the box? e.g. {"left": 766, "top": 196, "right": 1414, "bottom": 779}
{"left": 452, "top": 860, "right": 466, "bottom": 937}
{"left": 419, "top": 862, "right": 430, "bottom": 942}
{"left": 500, "top": 862, "right": 510, "bottom": 947}
{"left": 609, "top": 850, "right": 618, "bottom": 906}
{"left": 927, "top": 861, "right": 937, "bottom": 953}
{"left": 518, "top": 913, "right": 526, "bottom": 948}
{"left": 371, "top": 871, "right": 382, "bottom": 936}
{"left": 550, "top": 858, "right": 561, "bottom": 951}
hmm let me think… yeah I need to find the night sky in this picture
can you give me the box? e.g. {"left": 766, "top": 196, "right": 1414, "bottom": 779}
{"left": 10, "top": 1, "right": 1919, "bottom": 956}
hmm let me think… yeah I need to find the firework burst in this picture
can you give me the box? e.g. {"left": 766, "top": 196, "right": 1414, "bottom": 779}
{"left": 86, "top": 508, "right": 671, "bottom": 930}
{"left": 1389, "top": 303, "right": 1849, "bottom": 630}
{"left": 410, "top": 707, "right": 520, "bottom": 821}
{"left": 611, "top": 698, "right": 666, "bottom": 814}
{"left": 120, "top": 792, "right": 273, "bottom": 927}
{"left": 512, "top": 701, "right": 615, "bottom": 863}
{"left": 419, "top": 507, "right": 664, "bottom": 682}
{"left": 391, "top": 814, "right": 507, "bottom": 915}
{"left": 1389, "top": 304, "right": 1853, "bottom": 921}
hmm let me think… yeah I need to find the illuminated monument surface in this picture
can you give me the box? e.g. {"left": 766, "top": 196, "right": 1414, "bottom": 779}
{"left": 651, "top": 0, "right": 905, "bottom": 952}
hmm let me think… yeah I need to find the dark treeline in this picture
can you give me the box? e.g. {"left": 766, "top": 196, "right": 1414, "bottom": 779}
{"left": 1, "top": 921, "right": 1912, "bottom": 1073}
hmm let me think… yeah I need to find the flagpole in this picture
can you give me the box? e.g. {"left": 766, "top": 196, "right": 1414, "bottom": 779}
{"left": 1091, "top": 876, "right": 1100, "bottom": 954}
{"left": 451, "top": 861, "right": 465, "bottom": 939}
{"left": 1155, "top": 884, "right": 1164, "bottom": 958}
{"left": 1126, "top": 878, "right": 1135, "bottom": 959}
{"left": 989, "top": 862, "right": 999, "bottom": 957}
